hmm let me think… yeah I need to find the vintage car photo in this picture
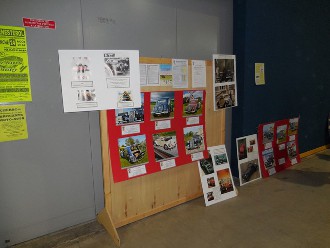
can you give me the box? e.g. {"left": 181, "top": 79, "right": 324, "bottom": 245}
{"left": 239, "top": 159, "right": 260, "bottom": 184}
{"left": 262, "top": 123, "right": 274, "bottom": 144}
{"left": 150, "top": 91, "right": 175, "bottom": 120}
{"left": 217, "top": 168, "right": 234, "bottom": 194}
{"left": 182, "top": 90, "right": 203, "bottom": 116}
{"left": 152, "top": 131, "right": 178, "bottom": 162}
{"left": 115, "top": 93, "right": 144, "bottom": 125}
{"left": 184, "top": 125, "right": 205, "bottom": 154}
{"left": 118, "top": 134, "right": 148, "bottom": 169}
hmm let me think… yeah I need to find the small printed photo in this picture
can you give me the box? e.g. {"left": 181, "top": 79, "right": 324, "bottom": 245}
{"left": 206, "top": 192, "right": 214, "bottom": 202}
{"left": 72, "top": 56, "right": 90, "bottom": 80}
{"left": 263, "top": 123, "right": 274, "bottom": 144}
{"left": 199, "top": 153, "right": 214, "bottom": 175}
{"left": 247, "top": 146, "right": 254, "bottom": 153}
{"left": 214, "top": 58, "right": 235, "bottom": 83}
{"left": 215, "top": 84, "right": 236, "bottom": 109}
{"left": 118, "top": 134, "right": 149, "bottom": 169}
{"left": 184, "top": 125, "right": 205, "bottom": 154}
{"left": 152, "top": 131, "right": 178, "bottom": 162}
{"left": 276, "top": 125, "right": 287, "bottom": 144}
{"left": 118, "top": 91, "right": 133, "bottom": 102}
{"left": 240, "top": 159, "right": 260, "bottom": 184}
{"left": 183, "top": 90, "right": 203, "bottom": 116}
{"left": 159, "top": 64, "right": 173, "bottom": 86}
{"left": 249, "top": 139, "right": 256, "bottom": 145}
{"left": 288, "top": 118, "right": 299, "bottom": 136}
{"left": 262, "top": 149, "right": 275, "bottom": 169}
{"left": 214, "top": 153, "right": 228, "bottom": 166}
{"left": 207, "top": 177, "right": 216, "bottom": 188}
{"left": 104, "top": 55, "right": 130, "bottom": 77}
{"left": 150, "top": 91, "right": 175, "bottom": 120}
{"left": 77, "top": 89, "right": 96, "bottom": 102}
{"left": 115, "top": 93, "right": 144, "bottom": 125}
{"left": 237, "top": 138, "right": 247, "bottom": 160}
{"left": 287, "top": 141, "right": 297, "bottom": 159}
{"left": 217, "top": 168, "right": 234, "bottom": 194}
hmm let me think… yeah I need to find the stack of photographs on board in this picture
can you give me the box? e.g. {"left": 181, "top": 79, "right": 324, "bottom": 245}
{"left": 213, "top": 54, "right": 238, "bottom": 111}
{"left": 108, "top": 90, "right": 208, "bottom": 183}
{"left": 236, "top": 134, "right": 261, "bottom": 186}
{"left": 198, "top": 145, "right": 237, "bottom": 206}
{"left": 257, "top": 117, "right": 300, "bottom": 177}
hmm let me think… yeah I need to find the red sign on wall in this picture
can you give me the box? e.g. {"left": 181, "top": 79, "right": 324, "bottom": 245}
{"left": 23, "top": 17, "right": 56, "bottom": 30}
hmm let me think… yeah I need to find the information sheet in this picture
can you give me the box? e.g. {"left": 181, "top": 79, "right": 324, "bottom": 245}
{"left": 0, "top": 25, "right": 32, "bottom": 102}
{"left": 172, "top": 59, "right": 188, "bottom": 88}
{"left": 0, "top": 104, "right": 28, "bottom": 142}
{"left": 192, "top": 60, "right": 206, "bottom": 88}
{"left": 58, "top": 50, "right": 141, "bottom": 112}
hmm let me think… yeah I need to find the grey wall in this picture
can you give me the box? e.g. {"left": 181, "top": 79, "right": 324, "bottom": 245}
{"left": 0, "top": 0, "right": 233, "bottom": 246}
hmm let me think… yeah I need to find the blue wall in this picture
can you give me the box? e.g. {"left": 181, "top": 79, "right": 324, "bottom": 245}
{"left": 231, "top": 0, "right": 330, "bottom": 176}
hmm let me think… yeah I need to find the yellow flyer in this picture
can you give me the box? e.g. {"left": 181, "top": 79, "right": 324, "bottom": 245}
{"left": 0, "top": 104, "right": 28, "bottom": 142}
{"left": 0, "top": 25, "right": 32, "bottom": 102}
{"left": 255, "top": 63, "right": 265, "bottom": 85}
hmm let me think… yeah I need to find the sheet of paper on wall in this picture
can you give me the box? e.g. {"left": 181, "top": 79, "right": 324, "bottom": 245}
{"left": 146, "top": 64, "right": 160, "bottom": 86}
{"left": 198, "top": 145, "right": 237, "bottom": 206}
{"left": 236, "top": 134, "right": 261, "bottom": 186}
{"left": 192, "top": 60, "right": 206, "bottom": 88}
{"left": 0, "top": 104, "right": 28, "bottom": 142}
{"left": 255, "top": 63, "right": 265, "bottom": 85}
{"left": 159, "top": 64, "right": 172, "bottom": 86}
{"left": 58, "top": 50, "right": 141, "bottom": 112}
{"left": 172, "top": 59, "right": 188, "bottom": 88}
{"left": 139, "top": 63, "right": 147, "bottom": 86}
{"left": 213, "top": 54, "right": 238, "bottom": 111}
{"left": 0, "top": 25, "right": 32, "bottom": 102}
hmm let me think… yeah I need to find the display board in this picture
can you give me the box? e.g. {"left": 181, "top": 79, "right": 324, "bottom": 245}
{"left": 257, "top": 117, "right": 300, "bottom": 177}
{"left": 97, "top": 57, "right": 226, "bottom": 246}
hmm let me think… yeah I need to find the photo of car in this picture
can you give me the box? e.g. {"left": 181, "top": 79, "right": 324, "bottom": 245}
{"left": 184, "top": 125, "right": 205, "bottom": 154}
{"left": 115, "top": 93, "right": 144, "bottom": 125}
{"left": 199, "top": 158, "right": 214, "bottom": 175}
{"left": 242, "top": 162, "right": 259, "bottom": 182}
{"left": 183, "top": 91, "right": 203, "bottom": 116}
{"left": 262, "top": 124, "right": 274, "bottom": 144}
{"left": 150, "top": 92, "right": 175, "bottom": 120}
{"left": 152, "top": 131, "right": 178, "bottom": 162}
{"left": 154, "top": 136, "right": 176, "bottom": 150}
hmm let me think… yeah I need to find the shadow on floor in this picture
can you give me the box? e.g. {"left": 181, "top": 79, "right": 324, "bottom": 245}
{"left": 316, "top": 153, "right": 330, "bottom": 161}
{"left": 275, "top": 169, "right": 330, "bottom": 187}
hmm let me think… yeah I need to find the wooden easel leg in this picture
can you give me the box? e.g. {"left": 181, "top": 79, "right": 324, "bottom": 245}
{"left": 97, "top": 208, "right": 120, "bottom": 247}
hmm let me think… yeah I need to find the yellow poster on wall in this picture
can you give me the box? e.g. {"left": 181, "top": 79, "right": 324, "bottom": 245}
{"left": 0, "top": 25, "right": 32, "bottom": 102}
{"left": 0, "top": 104, "right": 28, "bottom": 142}
{"left": 255, "top": 63, "right": 265, "bottom": 85}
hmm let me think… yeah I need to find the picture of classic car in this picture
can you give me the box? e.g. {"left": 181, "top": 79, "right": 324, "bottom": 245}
{"left": 263, "top": 130, "right": 273, "bottom": 140}
{"left": 242, "top": 162, "right": 259, "bottom": 182}
{"left": 264, "top": 156, "right": 275, "bottom": 168}
{"left": 186, "top": 134, "right": 203, "bottom": 150}
{"left": 152, "top": 97, "right": 173, "bottom": 117}
{"left": 214, "top": 154, "right": 227, "bottom": 165}
{"left": 200, "top": 159, "right": 214, "bottom": 175}
{"left": 120, "top": 145, "right": 145, "bottom": 164}
{"left": 154, "top": 136, "right": 176, "bottom": 150}
{"left": 116, "top": 112, "right": 130, "bottom": 124}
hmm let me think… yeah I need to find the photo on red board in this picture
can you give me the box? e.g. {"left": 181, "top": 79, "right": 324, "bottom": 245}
{"left": 184, "top": 125, "right": 205, "bottom": 154}
{"left": 262, "top": 123, "right": 274, "bottom": 144}
{"left": 288, "top": 118, "right": 299, "bottom": 136}
{"left": 150, "top": 91, "right": 175, "bottom": 120}
{"left": 287, "top": 141, "right": 297, "bottom": 160}
{"left": 152, "top": 131, "right": 178, "bottom": 162}
{"left": 118, "top": 134, "right": 149, "bottom": 169}
{"left": 262, "top": 148, "right": 275, "bottom": 169}
{"left": 182, "top": 90, "right": 203, "bottom": 117}
{"left": 115, "top": 93, "right": 144, "bottom": 125}
{"left": 276, "top": 124, "right": 287, "bottom": 144}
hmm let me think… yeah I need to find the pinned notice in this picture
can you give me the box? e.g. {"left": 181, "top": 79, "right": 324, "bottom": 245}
{"left": 23, "top": 17, "right": 56, "bottom": 29}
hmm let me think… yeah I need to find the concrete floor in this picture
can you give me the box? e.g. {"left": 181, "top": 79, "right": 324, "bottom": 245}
{"left": 14, "top": 149, "right": 330, "bottom": 248}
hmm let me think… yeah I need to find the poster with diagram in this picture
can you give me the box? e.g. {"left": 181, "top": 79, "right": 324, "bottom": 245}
{"left": 258, "top": 117, "right": 301, "bottom": 177}
{"left": 236, "top": 134, "right": 261, "bottom": 186}
{"left": 58, "top": 50, "right": 141, "bottom": 112}
{"left": 198, "top": 145, "right": 237, "bottom": 206}
{"left": 107, "top": 90, "right": 208, "bottom": 182}
{"left": 213, "top": 54, "right": 237, "bottom": 110}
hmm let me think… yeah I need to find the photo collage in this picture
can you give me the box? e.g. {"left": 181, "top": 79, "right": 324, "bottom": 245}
{"left": 198, "top": 145, "right": 237, "bottom": 206}
{"left": 108, "top": 90, "right": 207, "bottom": 182}
{"left": 257, "top": 117, "right": 300, "bottom": 177}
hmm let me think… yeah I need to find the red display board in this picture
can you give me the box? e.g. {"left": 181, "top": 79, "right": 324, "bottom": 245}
{"left": 257, "top": 117, "right": 301, "bottom": 177}
{"left": 107, "top": 90, "right": 208, "bottom": 182}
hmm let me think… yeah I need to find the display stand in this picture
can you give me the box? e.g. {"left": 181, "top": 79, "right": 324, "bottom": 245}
{"left": 97, "top": 57, "right": 226, "bottom": 246}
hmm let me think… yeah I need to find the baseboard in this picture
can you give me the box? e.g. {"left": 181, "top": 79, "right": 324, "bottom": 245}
{"left": 300, "top": 144, "right": 330, "bottom": 158}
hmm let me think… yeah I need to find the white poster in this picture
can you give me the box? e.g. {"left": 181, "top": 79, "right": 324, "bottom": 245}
{"left": 192, "top": 60, "right": 206, "bottom": 88}
{"left": 198, "top": 145, "right": 237, "bottom": 207}
{"left": 213, "top": 54, "right": 238, "bottom": 111}
{"left": 58, "top": 50, "right": 141, "bottom": 112}
{"left": 236, "top": 134, "right": 261, "bottom": 186}
{"left": 172, "top": 59, "right": 188, "bottom": 88}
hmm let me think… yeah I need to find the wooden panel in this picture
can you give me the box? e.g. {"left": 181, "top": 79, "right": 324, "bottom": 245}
{"left": 99, "top": 57, "right": 225, "bottom": 228}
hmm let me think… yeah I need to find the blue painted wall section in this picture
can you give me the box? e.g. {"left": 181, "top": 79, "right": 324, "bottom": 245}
{"left": 231, "top": 0, "right": 330, "bottom": 177}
